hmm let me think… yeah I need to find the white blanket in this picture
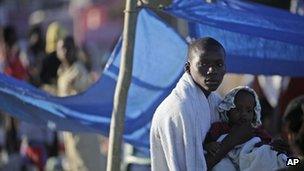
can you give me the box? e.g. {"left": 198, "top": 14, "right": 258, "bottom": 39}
{"left": 150, "top": 72, "right": 221, "bottom": 171}
{"left": 212, "top": 135, "right": 287, "bottom": 171}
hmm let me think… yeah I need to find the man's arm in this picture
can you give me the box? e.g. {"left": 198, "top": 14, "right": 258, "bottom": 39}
{"left": 150, "top": 114, "right": 187, "bottom": 171}
{"left": 205, "top": 122, "right": 255, "bottom": 169}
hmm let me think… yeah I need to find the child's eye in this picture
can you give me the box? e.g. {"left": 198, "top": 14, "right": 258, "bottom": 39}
{"left": 217, "top": 63, "right": 223, "bottom": 67}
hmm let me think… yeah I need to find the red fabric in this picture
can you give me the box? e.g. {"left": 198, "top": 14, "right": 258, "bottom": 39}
{"left": 25, "top": 146, "right": 45, "bottom": 171}
{"left": 208, "top": 122, "right": 231, "bottom": 141}
{"left": 254, "top": 126, "right": 272, "bottom": 144}
{"left": 207, "top": 122, "right": 272, "bottom": 143}
{"left": 4, "top": 53, "right": 28, "bottom": 80}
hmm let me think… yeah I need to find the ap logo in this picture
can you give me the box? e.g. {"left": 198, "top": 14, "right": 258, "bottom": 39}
{"left": 286, "top": 157, "right": 300, "bottom": 166}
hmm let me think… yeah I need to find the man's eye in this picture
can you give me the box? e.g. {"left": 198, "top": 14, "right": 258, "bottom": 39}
{"left": 198, "top": 63, "right": 207, "bottom": 67}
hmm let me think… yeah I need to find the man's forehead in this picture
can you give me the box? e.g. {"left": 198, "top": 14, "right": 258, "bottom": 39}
{"left": 191, "top": 48, "right": 225, "bottom": 60}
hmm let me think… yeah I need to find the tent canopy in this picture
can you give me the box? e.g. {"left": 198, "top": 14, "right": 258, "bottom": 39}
{"left": 167, "top": 0, "right": 304, "bottom": 76}
{"left": 0, "top": 9, "right": 187, "bottom": 148}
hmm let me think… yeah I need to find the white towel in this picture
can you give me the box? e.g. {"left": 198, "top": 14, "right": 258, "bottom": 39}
{"left": 150, "top": 72, "right": 221, "bottom": 171}
{"left": 213, "top": 134, "right": 287, "bottom": 171}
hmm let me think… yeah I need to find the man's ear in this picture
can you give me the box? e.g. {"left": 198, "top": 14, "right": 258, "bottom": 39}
{"left": 184, "top": 62, "right": 190, "bottom": 72}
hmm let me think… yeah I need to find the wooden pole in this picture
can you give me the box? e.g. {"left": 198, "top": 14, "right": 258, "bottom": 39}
{"left": 106, "top": 0, "right": 138, "bottom": 171}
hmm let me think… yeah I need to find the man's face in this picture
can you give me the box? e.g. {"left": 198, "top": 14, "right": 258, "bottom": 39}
{"left": 189, "top": 47, "right": 226, "bottom": 92}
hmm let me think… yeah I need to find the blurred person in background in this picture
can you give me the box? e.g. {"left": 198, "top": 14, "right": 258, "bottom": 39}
{"left": 40, "top": 22, "right": 65, "bottom": 95}
{"left": 56, "top": 36, "right": 92, "bottom": 96}
{"left": 38, "top": 22, "right": 67, "bottom": 162}
{"left": 19, "top": 121, "right": 53, "bottom": 171}
{"left": 2, "top": 25, "right": 28, "bottom": 80}
{"left": 0, "top": 25, "right": 28, "bottom": 170}
{"left": 56, "top": 35, "right": 105, "bottom": 171}
{"left": 26, "top": 24, "right": 46, "bottom": 87}
{"left": 280, "top": 95, "right": 304, "bottom": 170}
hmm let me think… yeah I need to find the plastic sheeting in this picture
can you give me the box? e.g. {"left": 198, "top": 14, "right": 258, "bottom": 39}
{"left": 0, "top": 9, "right": 187, "bottom": 148}
{"left": 167, "top": 0, "right": 304, "bottom": 76}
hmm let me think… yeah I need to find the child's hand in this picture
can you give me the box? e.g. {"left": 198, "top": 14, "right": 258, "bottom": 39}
{"left": 270, "top": 138, "right": 290, "bottom": 155}
{"left": 204, "top": 142, "right": 222, "bottom": 156}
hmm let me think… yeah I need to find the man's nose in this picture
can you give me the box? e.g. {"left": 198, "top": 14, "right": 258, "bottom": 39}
{"left": 207, "top": 66, "right": 216, "bottom": 74}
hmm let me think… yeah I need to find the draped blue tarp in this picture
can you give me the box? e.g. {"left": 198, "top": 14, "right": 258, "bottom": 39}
{"left": 166, "top": 0, "right": 304, "bottom": 76}
{"left": 0, "top": 9, "right": 187, "bottom": 148}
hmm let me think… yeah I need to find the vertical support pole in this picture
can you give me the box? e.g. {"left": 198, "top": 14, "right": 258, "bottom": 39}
{"left": 106, "top": 0, "right": 138, "bottom": 171}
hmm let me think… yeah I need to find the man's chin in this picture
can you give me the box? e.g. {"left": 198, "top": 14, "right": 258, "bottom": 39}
{"left": 206, "top": 85, "right": 219, "bottom": 92}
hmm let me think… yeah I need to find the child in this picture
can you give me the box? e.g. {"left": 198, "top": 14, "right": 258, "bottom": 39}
{"left": 204, "top": 86, "right": 287, "bottom": 171}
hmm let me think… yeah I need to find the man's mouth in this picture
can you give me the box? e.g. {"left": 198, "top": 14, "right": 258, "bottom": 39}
{"left": 205, "top": 79, "right": 219, "bottom": 84}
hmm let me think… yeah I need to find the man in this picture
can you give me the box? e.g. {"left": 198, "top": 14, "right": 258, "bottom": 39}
{"left": 150, "top": 37, "right": 254, "bottom": 171}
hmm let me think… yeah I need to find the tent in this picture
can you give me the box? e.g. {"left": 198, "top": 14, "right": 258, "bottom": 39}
{"left": 168, "top": 0, "right": 304, "bottom": 76}
{"left": 0, "top": 9, "right": 186, "bottom": 148}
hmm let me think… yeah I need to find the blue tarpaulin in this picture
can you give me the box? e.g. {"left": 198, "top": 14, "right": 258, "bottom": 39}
{"left": 167, "top": 0, "right": 304, "bottom": 76}
{"left": 0, "top": 0, "right": 303, "bottom": 150}
{"left": 0, "top": 9, "right": 187, "bottom": 148}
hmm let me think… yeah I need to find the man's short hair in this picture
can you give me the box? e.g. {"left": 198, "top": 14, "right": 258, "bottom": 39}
{"left": 187, "top": 37, "right": 226, "bottom": 61}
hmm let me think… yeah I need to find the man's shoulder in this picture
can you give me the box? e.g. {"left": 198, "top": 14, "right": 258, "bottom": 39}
{"left": 154, "top": 99, "right": 183, "bottom": 119}
{"left": 152, "top": 94, "right": 188, "bottom": 125}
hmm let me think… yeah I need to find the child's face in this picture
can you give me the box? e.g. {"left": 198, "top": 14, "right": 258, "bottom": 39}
{"left": 227, "top": 90, "right": 256, "bottom": 125}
